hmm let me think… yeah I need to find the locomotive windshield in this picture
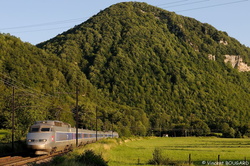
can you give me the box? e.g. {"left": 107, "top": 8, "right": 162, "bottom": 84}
{"left": 30, "top": 127, "right": 51, "bottom": 132}
{"left": 41, "top": 128, "right": 50, "bottom": 132}
{"left": 31, "top": 128, "right": 39, "bottom": 132}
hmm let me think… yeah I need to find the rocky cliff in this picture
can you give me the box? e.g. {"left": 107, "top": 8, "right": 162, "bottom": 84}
{"left": 224, "top": 55, "right": 250, "bottom": 72}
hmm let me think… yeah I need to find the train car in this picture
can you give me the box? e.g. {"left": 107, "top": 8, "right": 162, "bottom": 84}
{"left": 26, "top": 120, "right": 118, "bottom": 155}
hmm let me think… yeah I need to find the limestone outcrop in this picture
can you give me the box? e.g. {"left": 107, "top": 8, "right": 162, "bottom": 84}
{"left": 224, "top": 55, "right": 250, "bottom": 72}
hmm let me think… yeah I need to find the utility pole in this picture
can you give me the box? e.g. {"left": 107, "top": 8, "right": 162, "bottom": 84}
{"left": 111, "top": 114, "right": 114, "bottom": 138}
{"left": 75, "top": 86, "right": 79, "bottom": 147}
{"left": 11, "top": 87, "right": 15, "bottom": 152}
{"left": 95, "top": 106, "right": 98, "bottom": 141}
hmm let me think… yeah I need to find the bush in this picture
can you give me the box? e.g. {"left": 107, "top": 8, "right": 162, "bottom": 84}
{"left": 148, "top": 148, "right": 170, "bottom": 165}
{"left": 76, "top": 150, "right": 108, "bottom": 166}
{"left": 51, "top": 156, "right": 65, "bottom": 165}
{"left": 0, "top": 140, "right": 27, "bottom": 156}
{"left": 0, "top": 133, "right": 11, "bottom": 143}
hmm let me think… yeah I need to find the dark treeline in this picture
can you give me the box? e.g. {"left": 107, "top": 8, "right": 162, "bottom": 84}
{"left": 1, "top": 2, "right": 250, "bottom": 141}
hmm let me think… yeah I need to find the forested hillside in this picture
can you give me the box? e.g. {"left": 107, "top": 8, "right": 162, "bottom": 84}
{"left": 38, "top": 2, "right": 250, "bottom": 137}
{"left": 0, "top": 34, "right": 92, "bottom": 139}
{"left": 0, "top": 33, "right": 147, "bottom": 140}
{"left": 1, "top": 2, "right": 250, "bottom": 140}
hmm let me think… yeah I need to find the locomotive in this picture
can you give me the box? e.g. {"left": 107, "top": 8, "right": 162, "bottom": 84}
{"left": 26, "top": 120, "right": 118, "bottom": 155}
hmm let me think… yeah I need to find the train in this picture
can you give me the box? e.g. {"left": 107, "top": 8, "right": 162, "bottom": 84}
{"left": 26, "top": 120, "right": 118, "bottom": 155}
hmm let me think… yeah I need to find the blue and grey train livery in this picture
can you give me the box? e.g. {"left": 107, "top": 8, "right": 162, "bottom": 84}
{"left": 26, "top": 120, "right": 118, "bottom": 155}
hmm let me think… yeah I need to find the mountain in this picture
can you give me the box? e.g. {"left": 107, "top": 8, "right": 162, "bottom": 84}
{"left": 1, "top": 2, "right": 250, "bottom": 139}
{"left": 37, "top": 2, "right": 250, "bottom": 137}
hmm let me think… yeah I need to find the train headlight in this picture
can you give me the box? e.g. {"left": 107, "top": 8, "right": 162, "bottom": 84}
{"left": 27, "top": 139, "right": 34, "bottom": 142}
{"left": 39, "top": 139, "right": 47, "bottom": 142}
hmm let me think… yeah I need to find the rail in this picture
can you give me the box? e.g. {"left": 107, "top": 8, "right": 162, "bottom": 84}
{"left": 0, "top": 151, "right": 67, "bottom": 166}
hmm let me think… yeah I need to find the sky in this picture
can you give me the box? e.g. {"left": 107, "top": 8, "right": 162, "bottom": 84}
{"left": 0, "top": 0, "right": 249, "bottom": 47}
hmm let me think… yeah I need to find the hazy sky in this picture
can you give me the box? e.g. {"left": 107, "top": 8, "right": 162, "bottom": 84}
{"left": 1, "top": 0, "right": 249, "bottom": 47}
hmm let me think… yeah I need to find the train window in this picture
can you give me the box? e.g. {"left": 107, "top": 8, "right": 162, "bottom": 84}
{"left": 41, "top": 128, "right": 50, "bottom": 132}
{"left": 31, "top": 128, "right": 39, "bottom": 132}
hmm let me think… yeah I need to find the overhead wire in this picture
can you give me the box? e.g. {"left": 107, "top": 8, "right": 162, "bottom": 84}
{"left": 158, "top": 0, "right": 209, "bottom": 8}
{"left": 0, "top": 78, "right": 48, "bottom": 108}
{"left": 11, "top": 26, "right": 73, "bottom": 34}
{"left": 156, "top": 0, "right": 189, "bottom": 7}
{"left": 0, "top": 0, "right": 248, "bottom": 126}
{"left": 0, "top": 0, "right": 247, "bottom": 100}
{"left": 0, "top": 17, "right": 88, "bottom": 31}
{"left": 0, "top": 0, "right": 248, "bottom": 101}
{"left": 0, "top": 74, "right": 86, "bottom": 121}
{"left": 175, "top": 0, "right": 248, "bottom": 12}
{"left": 0, "top": 0, "right": 248, "bottom": 34}
{"left": 0, "top": 72, "right": 82, "bottom": 109}
{"left": 0, "top": 72, "right": 54, "bottom": 98}
{"left": 0, "top": 73, "right": 60, "bottom": 108}
{"left": 0, "top": 78, "right": 45, "bottom": 98}
{"left": 0, "top": 80, "right": 54, "bottom": 112}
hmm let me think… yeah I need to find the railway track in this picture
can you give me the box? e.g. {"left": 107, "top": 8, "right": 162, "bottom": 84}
{"left": 0, "top": 151, "right": 67, "bottom": 166}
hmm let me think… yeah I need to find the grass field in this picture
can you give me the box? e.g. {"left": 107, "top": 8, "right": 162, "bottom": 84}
{"left": 108, "top": 137, "right": 250, "bottom": 166}
{"left": 0, "top": 129, "right": 9, "bottom": 139}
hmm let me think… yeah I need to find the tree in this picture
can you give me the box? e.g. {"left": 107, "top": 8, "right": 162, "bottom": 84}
{"left": 221, "top": 123, "right": 235, "bottom": 138}
{"left": 191, "top": 120, "right": 210, "bottom": 136}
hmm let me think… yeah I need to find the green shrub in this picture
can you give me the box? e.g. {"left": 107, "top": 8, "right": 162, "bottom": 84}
{"left": 76, "top": 150, "right": 108, "bottom": 166}
{"left": 51, "top": 156, "right": 66, "bottom": 165}
{"left": 148, "top": 148, "right": 170, "bottom": 165}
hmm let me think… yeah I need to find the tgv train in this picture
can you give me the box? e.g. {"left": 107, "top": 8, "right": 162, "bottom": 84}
{"left": 26, "top": 120, "right": 118, "bottom": 155}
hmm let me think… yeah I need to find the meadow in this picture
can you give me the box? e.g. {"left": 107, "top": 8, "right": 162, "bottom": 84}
{"left": 41, "top": 137, "right": 250, "bottom": 165}
{"left": 108, "top": 137, "right": 250, "bottom": 166}
{"left": 0, "top": 129, "right": 9, "bottom": 139}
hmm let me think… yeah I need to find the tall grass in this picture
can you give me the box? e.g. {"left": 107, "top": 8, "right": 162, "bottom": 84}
{"left": 51, "top": 137, "right": 250, "bottom": 165}
{"left": 0, "top": 129, "right": 9, "bottom": 140}
{"left": 50, "top": 137, "right": 141, "bottom": 165}
{"left": 108, "top": 137, "right": 250, "bottom": 166}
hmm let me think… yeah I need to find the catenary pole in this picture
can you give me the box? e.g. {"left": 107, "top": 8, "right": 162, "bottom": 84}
{"left": 96, "top": 106, "right": 98, "bottom": 141}
{"left": 76, "top": 86, "right": 79, "bottom": 147}
{"left": 11, "top": 87, "right": 15, "bottom": 152}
